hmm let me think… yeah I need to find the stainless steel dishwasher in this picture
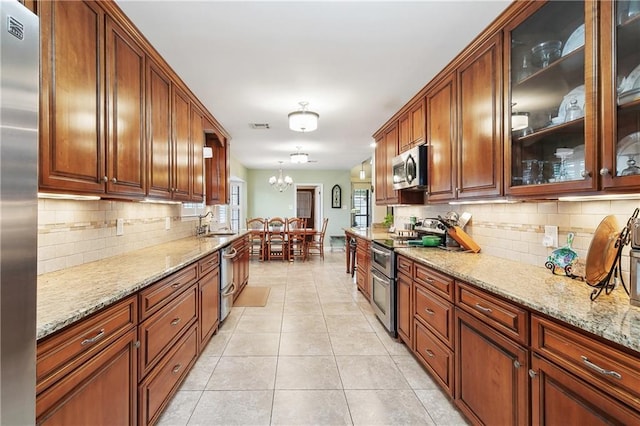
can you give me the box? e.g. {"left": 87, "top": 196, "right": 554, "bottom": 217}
{"left": 220, "top": 245, "right": 237, "bottom": 322}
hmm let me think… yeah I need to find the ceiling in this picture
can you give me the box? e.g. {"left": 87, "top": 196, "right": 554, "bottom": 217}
{"left": 116, "top": 0, "right": 511, "bottom": 172}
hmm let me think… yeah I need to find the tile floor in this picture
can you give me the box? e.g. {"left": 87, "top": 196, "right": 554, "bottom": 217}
{"left": 157, "top": 251, "right": 467, "bottom": 426}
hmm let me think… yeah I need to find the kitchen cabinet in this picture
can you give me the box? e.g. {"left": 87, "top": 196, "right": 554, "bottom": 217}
{"left": 455, "top": 307, "right": 529, "bottom": 425}
{"left": 506, "top": 1, "right": 598, "bottom": 196}
{"left": 39, "top": 1, "right": 146, "bottom": 198}
{"left": 399, "top": 98, "right": 425, "bottom": 153}
{"left": 191, "top": 105, "right": 205, "bottom": 202}
{"left": 601, "top": 1, "right": 640, "bottom": 190}
{"left": 456, "top": 31, "right": 503, "bottom": 199}
{"left": 355, "top": 238, "right": 371, "bottom": 300}
{"left": 147, "top": 59, "right": 173, "bottom": 199}
{"left": 198, "top": 252, "right": 220, "bottom": 348}
{"left": 427, "top": 72, "right": 457, "bottom": 201}
{"left": 36, "top": 297, "right": 138, "bottom": 425}
{"left": 171, "top": 87, "right": 192, "bottom": 201}
{"left": 396, "top": 255, "right": 413, "bottom": 347}
{"left": 205, "top": 123, "right": 230, "bottom": 205}
{"left": 425, "top": 32, "right": 502, "bottom": 201}
{"left": 531, "top": 315, "right": 640, "bottom": 414}
{"left": 231, "top": 236, "right": 250, "bottom": 301}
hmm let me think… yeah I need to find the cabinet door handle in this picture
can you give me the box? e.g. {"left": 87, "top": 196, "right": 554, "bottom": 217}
{"left": 581, "top": 170, "right": 591, "bottom": 178}
{"left": 81, "top": 329, "right": 105, "bottom": 346}
{"left": 474, "top": 303, "right": 493, "bottom": 314}
{"left": 581, "top": 356, "right": 622, "bottom": 380}
{"left": 170, "top": 317, "right": 181, "bottom": 326}
{"left": 599, "top": 168, "right": 610, "bottom": 176}
{"left": 529, "top": 369, "right": 537, "bottom": 379}
{"left": 424, "top": 308, "right": 435, "bottom": 315}
{"left": 111, "top": 177, "right": 117, "bottom": 183}
{"left": 172, "top": 364, "right": 182, "bottom": 374}
{"left": 424, "top": 349, "right": 435, "bottom": 358}
{"left": 102, "top": 176, "right": 108, "bottom": 182}
{"left": 514, "top": 360, "right": 521, "bottom": 369}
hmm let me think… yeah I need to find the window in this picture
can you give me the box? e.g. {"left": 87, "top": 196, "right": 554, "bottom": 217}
{"left": 352, "top": 189, "right": 370, "bottom": 227}
{"left": 181, "top": 202, "right": 207, "bottom": 218}
{"left": 229, "top": 181, "right": 241, "bottom": 232}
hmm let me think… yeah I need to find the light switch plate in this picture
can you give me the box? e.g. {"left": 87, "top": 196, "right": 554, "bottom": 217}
{"left": 116, "top": 218, "right": 124, "bottom": 236}
{"left": 165, "top": 217, "right": 171, "bottom": 230}
{"left": 544, "top": 225, "right": 558, "bottom": 248}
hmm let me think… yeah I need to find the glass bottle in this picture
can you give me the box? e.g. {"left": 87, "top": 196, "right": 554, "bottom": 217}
{"left": 565, "top": 97, "right": 583, "bottom": 122}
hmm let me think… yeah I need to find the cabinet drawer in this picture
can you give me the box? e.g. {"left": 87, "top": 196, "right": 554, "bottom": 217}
{"left": 414, "top": 263, "right": 454, "bottom": 301}
{"left": 198, "top": 251, "right": 219, "bottom": 277}
{"left": 397, "top": 255, "right": 413, "bottom": 278}
{"left": 139, "top": 324, "right": 198, "bottom": 426}
{"left": 139, "top": 263, "right": 197, "bottom": 320}
{"left": 456, "top": 281, "right": 528, "bottom": 345}
{"left": 414, "top": 283, "right": 454, "bottom": 348}
{"left": 414, "top": 321, "right": 454, "bottom": 396}
{"left": 37, "top": 296, "right": 137, "bottom": 395}
{"left": 532, "top": 315, "right": 640, "bottom": 411}
{"left": 139, "top": 285, "right": 197, "bottom": 377}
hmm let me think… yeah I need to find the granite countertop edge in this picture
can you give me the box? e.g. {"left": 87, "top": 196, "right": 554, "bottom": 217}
{"left": 395, "top": 246, "right": 640, "bottom": 354}
{"left": 37, "top": 232, "right": 248, "bottom": 341}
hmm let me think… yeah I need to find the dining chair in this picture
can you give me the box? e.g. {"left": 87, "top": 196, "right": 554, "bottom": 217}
{"left": 306, "top": 218, "right": 328, "bottom": 260}
{"left": 286, "top": 217, "right": 307, "bottom": 261}
{"left": 266, "top": 217, "right": 287, "bottom": 261}
{"left": 246, "top": 217, "right": 267, "bottom": 261}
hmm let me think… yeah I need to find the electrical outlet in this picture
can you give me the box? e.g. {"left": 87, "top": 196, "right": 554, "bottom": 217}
{"left": 116, "top": 218, "right": 124, "bottom": 236}
{"left": 165, "top": 217, "right": 171, "bottom": 230}
{"left": 543, "top": 225, "right": 558, "bottom": 248}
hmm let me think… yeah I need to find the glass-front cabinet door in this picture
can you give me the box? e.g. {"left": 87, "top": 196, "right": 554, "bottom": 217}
{"left": 601, "top": 1, "right": 640, "bottom": 190}
{"left": 505, "top": 1, "right": 597, "bottom": 195}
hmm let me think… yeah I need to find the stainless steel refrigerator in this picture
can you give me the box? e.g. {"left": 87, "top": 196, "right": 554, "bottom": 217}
{"left": 0, "top": 1, "right": 39, "bottom": 424}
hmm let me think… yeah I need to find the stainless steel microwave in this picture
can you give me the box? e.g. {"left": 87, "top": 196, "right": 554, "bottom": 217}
{"left": 392, "top": 145, "right": 427, "bottom": 190}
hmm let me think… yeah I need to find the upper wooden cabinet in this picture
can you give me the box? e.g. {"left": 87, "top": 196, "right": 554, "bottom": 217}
{"left": 601, "top": 1, "right": 640, "bottom": 190}
{"left": 205, "top": 119, "right": 229, "bottom": 205}
{"left": 38, "top": 0, "right": 228, "bottom": 202}
{"left": 427, "top": 73, "right": 457, "bottom": 202}
{"left": 399, "top": 98, "right": 426, "bottom": 153}
{"left": 457, "top": 32, "right": 503, "bottom": 199}
{"left": 506, "top": 1, "right": 598, "bottom": 196}
{"left": 39, "top": 0, "right": 107, "bottom": 195}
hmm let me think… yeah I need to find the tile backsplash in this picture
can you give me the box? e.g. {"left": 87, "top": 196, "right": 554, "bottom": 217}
{"left": 395, "top": 199, "right": 640, "bottom": 284}
{"left": 37, "top": 199, "right": 200, "bottom": 275}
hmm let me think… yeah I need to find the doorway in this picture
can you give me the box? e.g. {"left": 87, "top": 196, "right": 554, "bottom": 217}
{"left": 294, "top": 184, "right": 322, "bottom": 229}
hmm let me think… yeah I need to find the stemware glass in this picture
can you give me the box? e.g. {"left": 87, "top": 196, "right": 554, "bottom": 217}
{"left": 522, "top": 160, "right": 537, "bottom": 185}
{"left": 621, "top": 155, "right": 640, "bottom": 176}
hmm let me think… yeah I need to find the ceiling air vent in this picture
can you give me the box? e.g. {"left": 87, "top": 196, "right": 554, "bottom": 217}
{"left": 249, "top": 123, "right": 270, "bottom": 129}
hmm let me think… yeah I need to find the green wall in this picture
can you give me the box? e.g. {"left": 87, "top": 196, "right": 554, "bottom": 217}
{"left": 246, "top": 168, "right": 351, "bottom": 238}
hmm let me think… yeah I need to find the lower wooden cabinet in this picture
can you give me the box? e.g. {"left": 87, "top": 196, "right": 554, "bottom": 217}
{"left": 198, "top": 267, "right": 220, "bottom": 348}
{"left": 355, "top": 238, "right": 371, "bottom": 300}
{"left": 37, "top": 328, "right": 138, "bottom": 425}
{"left": 530, "top": 353, "right": 640, "bottom": 425}
{"left": 138, "top": 325, "right": 198, "bottom": 426}
{"left": 231, "top": 236, "right": 249, "bottom": 301}
{"left": 415, "top": 320, "right": 454, "bottom": 396}
{"left": 396, "top": 267, "right": 412, "bottom": 348}
{"left": 455, "top": 307, "right": 529, "bottom": 426}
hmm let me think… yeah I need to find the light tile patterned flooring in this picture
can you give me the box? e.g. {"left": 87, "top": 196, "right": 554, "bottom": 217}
{"left": 157, "top": 251, "right": 467, "bottom": 426}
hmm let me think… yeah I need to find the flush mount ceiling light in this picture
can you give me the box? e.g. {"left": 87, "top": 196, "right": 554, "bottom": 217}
{"left": 290, "top": 146, "right": 309, "bottom": 164}
{"left": 288, "top": 101, "right": 319, "bottom": 132}
{"left": 268, "top": 161, "right": 293, "bottom": 192}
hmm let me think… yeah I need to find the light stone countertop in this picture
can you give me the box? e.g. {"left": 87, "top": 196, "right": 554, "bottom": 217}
{"left": 36, "top": 233, "right": 246, "bottom": 341}
{"left": 395, "top": 247, "right": 640, "bottom": 354}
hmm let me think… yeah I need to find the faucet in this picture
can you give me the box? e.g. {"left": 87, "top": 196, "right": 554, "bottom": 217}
{"left": 196, "top": 211, "right": 213, "bottom": 236}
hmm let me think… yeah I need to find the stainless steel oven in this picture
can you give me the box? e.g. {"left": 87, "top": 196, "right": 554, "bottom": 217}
{"left": 370, "top": 240, "right": 396, "bottom": 336}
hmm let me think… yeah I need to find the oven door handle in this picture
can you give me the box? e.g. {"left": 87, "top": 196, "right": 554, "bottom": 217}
{"left": 371, "top": 269, "right": 391, "bottom": 285}
{"left": 372, "top": 247, "right": 390, "bottom": 257}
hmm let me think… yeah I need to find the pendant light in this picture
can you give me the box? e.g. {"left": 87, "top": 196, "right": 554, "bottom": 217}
{"left": 268, "top": 161, "right": 293, "bottom": 192}
{"left": 288, "top": 101, "right": 319, "bottom": 132}
{"left": 359, "top": 161, "right": 366, "bottom": 180}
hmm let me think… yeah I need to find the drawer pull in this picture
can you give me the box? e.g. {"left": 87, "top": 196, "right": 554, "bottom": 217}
{"left": 170, "top": 318, "right": 181, "bottom": 326}
{"left": 581, "top": 356, "right": 622, "bottom": 380}
{"left": 81, "top": 329, "right": 105, "bottom": 346}
{"left": 424, "top": 349, "right": 435, "bottom": 358}
{"left": 172, "top": 364, "right": 182, "bottom": 374}
{"left": 171, "top": 282, "right": 181, "bottom": 289}
{"left": 474, "top": 303, "right": 493, "bottom": 314}
{"left": 424, "top": 278, "right": 435, "bottom": 284}
{"left": 424, "top": 308, "right": 435, "bottom": 315}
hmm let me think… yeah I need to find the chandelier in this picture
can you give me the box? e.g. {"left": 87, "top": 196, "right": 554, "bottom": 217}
{"left": 290, "top": 146, "right": 309, "bottom": 164}
{"left": 288, "top": 101, "right": 319, "bottom": 132}
{"left": 268, "top": 162, "right": 293, "bottom": 192}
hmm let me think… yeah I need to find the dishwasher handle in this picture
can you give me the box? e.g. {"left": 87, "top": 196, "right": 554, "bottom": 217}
{"left": 222, "top": 247, "right": 238, "bottom": 259}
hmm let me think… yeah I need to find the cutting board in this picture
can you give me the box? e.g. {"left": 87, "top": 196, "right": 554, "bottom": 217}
{"left": 447, "top": 226, "right": 481, "bottom": 253}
